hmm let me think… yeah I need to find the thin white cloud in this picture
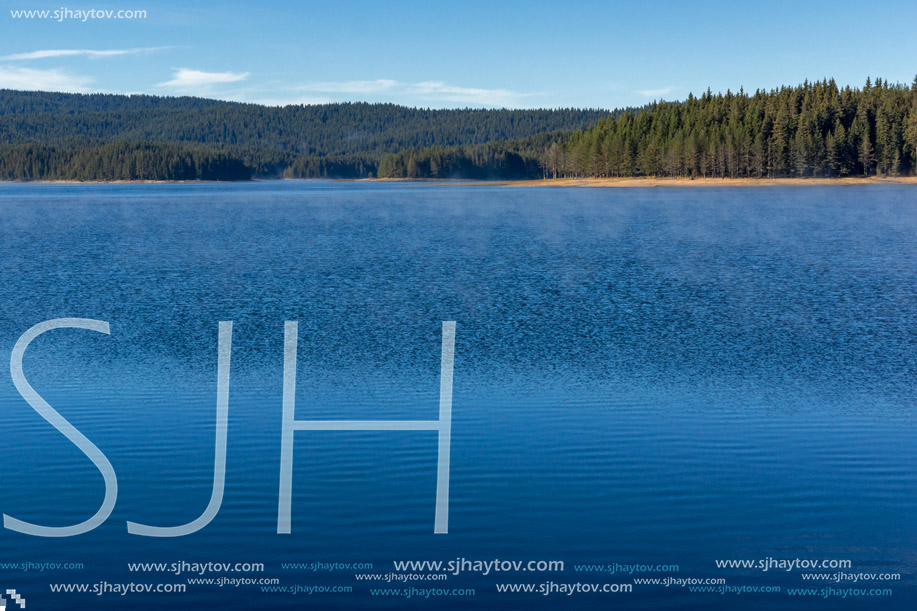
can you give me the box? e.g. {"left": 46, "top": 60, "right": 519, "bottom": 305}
{"left": 300, "top": 79, "right": 398, "bottom": 94}
{"left": 0, "top": 47, "right": 168, "bottom": 61}
{"left": 226, "top": 92, "right": 333, "bottom": 106}
{"left": 410, "top": 81, "right": 532, "bottom": 107}
{"left": 189, "top": 80, "right": 324, "bottom": 106}
{"left": 636, "top": 86, "right": 674, "bottom": 97}
{"left": 0, "top": 66, "right": 92, "bottom": 92}
{"left": 157, "top": 68, "right": 250, "bottom": 90}
{"left": 295, "top": 78, "right": 536, "bottom": 107}
{"left": 250, "top": 97, "right": 332, "bottom": 107}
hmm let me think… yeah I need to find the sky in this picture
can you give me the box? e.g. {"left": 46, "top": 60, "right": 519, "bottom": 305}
{"left": 1, "top": 0, "right": 916, "bottom": 109}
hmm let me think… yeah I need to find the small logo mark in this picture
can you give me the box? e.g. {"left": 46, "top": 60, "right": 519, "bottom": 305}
{"left": 0, "top": 589, "right": 26, "bottom": 610}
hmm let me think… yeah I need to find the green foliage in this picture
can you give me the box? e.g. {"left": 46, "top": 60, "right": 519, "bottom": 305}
{"left": 377, "top": 138, "right": 552, "bottom": 179}
{"left": 0, "top": 142, "right": 250, "bottom": 181}
{"left": 282, "top": 155, "right": 376, "bottom": 179}
{"left": 0, "top": 90, "right": 610, "bottom": 180}
{"left": 385, "top": 78, "right": 917, "bottom": 180}
{"left": 1, "top": 80, "right": 914, "bottom": 181}
{"left": 555, "top": 78, "right": 917, "bottom": 179}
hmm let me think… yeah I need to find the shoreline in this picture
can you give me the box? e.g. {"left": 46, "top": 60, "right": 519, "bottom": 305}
{"left": 0, "top": 179, "right": 233, "bottom": 185}
{"left": 375, "top": 176, "right": 917, "bottom": 188}
{"left": 3, "top": 176, "right": 917, "bottom": 187}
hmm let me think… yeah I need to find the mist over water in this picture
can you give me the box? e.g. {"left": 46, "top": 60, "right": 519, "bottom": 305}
{"left": 0, "top": 182, "right": 914, "bottom": 609}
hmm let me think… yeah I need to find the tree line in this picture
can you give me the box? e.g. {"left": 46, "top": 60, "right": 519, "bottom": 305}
{"left": 0, "top": 142, "right": 250, "bottom": 181}
{"left": 0, "top": 90, "right": 609, "bottom": 179}
{"left": 376, "top": 133, "right": 561, "bottom": 179}
{"left": 2, "top": 79, "right": 916, "bottom": 181}
{"left": 385, "top": 78, "right": 917, "bottom": 179}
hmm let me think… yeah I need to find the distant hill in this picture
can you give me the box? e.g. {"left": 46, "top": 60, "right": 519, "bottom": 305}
{"left": 378, "top": 78, "right": 917, "bottom": 180}
{"left": 8, "top": 81, "right": 908, "bottom": 183}
{"left": 0, "top": 90, "right": 611, "bottom": 180}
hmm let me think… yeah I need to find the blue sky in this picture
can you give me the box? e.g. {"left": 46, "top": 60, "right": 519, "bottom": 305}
{"left": 1, "top": 0, "right": 916, "bottom": 109}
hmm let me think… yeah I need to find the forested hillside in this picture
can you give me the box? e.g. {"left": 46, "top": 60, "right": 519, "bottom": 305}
{"left": 0, "top": 90, "right": 609, "bottom": 180}
{"left": 381, "top": 78, "right": 917, "bottom": 179}
{"left": 0, "top": 142, "right": 250, "bottom": 181}
{"left": 2, "top": 79, "right": 916, "bottom": 181}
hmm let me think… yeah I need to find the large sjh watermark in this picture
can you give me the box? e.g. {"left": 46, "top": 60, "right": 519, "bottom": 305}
{"left": 9, "top": 7, "right": 147, "bottom": 22}
{"left": 3, "top": 319, "right": 456, "bottom": 537}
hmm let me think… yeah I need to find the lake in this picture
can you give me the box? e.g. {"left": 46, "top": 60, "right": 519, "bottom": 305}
{"left": 0, "top": 181, "right": 914, "bottom": 609}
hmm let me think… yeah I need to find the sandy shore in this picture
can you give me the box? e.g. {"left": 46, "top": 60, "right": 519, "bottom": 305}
{"left": 5, "top": 176, "right": 917, "bottom": 187}
{"left": 392, "top": 176, "right": 917, "bottom": 188}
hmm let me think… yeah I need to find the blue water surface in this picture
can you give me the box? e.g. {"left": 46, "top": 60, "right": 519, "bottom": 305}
{"left": 0, "top": 181, "right": 914, "bottom": 609}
